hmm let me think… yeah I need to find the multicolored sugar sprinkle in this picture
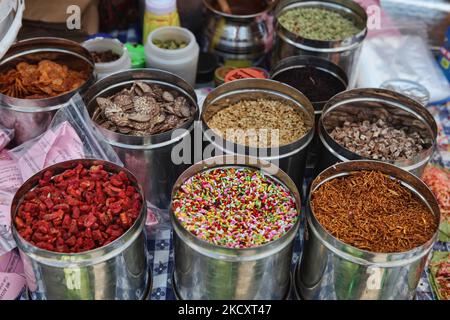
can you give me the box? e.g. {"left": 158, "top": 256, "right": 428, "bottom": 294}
{"left": 173, "top": 167, "right": 299, "bottom": 248}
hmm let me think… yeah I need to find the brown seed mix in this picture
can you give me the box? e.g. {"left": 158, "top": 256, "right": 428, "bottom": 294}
{"left": 206, "top": 98, "right": 309, "bottom": 147}
{"left": 93, "top": 81, "right": 196, "bottom": 136}
{"left": 329, "top": 119, "right": 432, "bottom": 160}
{"left": 311, "top": 170, "right": 438, "bottom": 253}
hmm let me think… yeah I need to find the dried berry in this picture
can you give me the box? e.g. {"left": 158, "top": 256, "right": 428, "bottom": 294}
{"left": 15, "top": 163, "right": 142, "bottom": 253}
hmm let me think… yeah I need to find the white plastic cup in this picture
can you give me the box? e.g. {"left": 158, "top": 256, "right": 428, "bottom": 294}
{"left": 145, "top": 26, "right": 199, "bottom": 87}
{"left": 82, "top": 37, "right": 132, "bottom": 80}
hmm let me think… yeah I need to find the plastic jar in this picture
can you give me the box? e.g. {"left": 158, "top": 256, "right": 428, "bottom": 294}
{"left": 143, "top": 0, "right": 180, "bottom": 44}
{"left": 82, "top": 37, "right": 132, "bottom": 79}
{"left": 145, "top": 26, "right": 199, "bottom": 87}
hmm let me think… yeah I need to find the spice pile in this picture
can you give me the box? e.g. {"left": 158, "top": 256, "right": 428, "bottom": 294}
{"left": 0, "top": 60, "right": 88, "bottom": 99}
{"left": 93, "top": 81, "right": 196, "bottom": 136}
{"left": 329, "top": 119, "right": 432, "bottom": 160}
{"left": 273, "top": 67, "right": 346, "bottom": 103}
{"left": 173, "top": 167, "right": 298, "bottom": 248}
{"left": 206, "top": 99, "right": 309, "bottom": 147}
{"left": 90, "top": 50, "right": 121, "bottom": 63}
{"left": 278, "top": 7, "right": 361, "bottom": 41}
{"left": 152, "top": 39, "right": 188, "bottom": 50}
{"left": 311, "top": 170, "right": 438, "bottom": 253}
{"left": 15, "top": 163, "right": 142, "bottom": 253}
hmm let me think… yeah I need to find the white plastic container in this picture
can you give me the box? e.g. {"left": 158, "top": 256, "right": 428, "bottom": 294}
{"left": 82, "top": 37, "right": 132, "bottom": 80}
{"left": 145, "top": 26, "right": 199, "bottom": 87}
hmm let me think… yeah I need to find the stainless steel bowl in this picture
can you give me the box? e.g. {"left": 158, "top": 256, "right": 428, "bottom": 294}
{"left": 171, "top": 155, "right": 301, "bottom": 300}
{"left": 0, "top": 37, "right": 96, "bottom": 146}
{"left": 11, "top": 159, "right": 150, "bottom": 300}
{"left": 296, "top": 160, "right": 440, "bottom": 300}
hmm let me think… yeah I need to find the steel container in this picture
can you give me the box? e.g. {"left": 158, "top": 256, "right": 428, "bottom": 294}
{"left": 316, "top": 88, "right": 438, "bottom": 178}
{"left": 83, "top": 69, "right": 199, "bottom": 215}
{"left": 11, "top": 159, "right": 150, "bottom": 300}
{"left": 272, "top": 0, "right": 367, "bottom": 86}
{"left": 271, "top": 55, "right": 348, "bottom": 169}
{"left": 0, "top": 37, "right": 96, "bottom": 146}
{"left": 201, "top": 0, "right": 276, "bottom": 67}
{"left": 201, "top": 78, "right": 315, "bottom": 194}
{"left": 295, "top": 160, "right": 440, "bottom": 300}
{"left": 171, "top": 155, "right": 301, "bottom": 300}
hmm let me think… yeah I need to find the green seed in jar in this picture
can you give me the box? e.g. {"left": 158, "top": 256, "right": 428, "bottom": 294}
{"left": 278, "top": 7, "right": 362, "bottom": 41}
{"left": 152, "top": 38, "right": 188, "bottom": 50}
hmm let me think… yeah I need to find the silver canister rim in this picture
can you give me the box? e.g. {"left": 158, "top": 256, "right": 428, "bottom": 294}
{"left": 275, "top": 0, "right": 368, "bottom": 52}
{"left": 170, "top": 155, "right": 301, "bottom": 261}
{"left": 201, "top": 78, "right": 315, "bottom": 160}
{"left": 83, "top": 68, "right": 199, "bottom": 149}
{"left": 318, "top": 88, "right": 438, "bottom": 172}
{"left": 306, "top": 160, "right": 440, "bottom": 266}
{"left": 0, "top": 37, "right": 96, "bottom": 112}
{"left": 11, "top": 158, "right": 147, "bottom": 267}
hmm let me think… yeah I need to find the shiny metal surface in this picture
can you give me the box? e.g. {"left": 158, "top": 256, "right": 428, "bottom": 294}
{"left": 11, "top": 159, "right": 149, "bottom": 300}
{"left": 201, "top": 78, "right": 315, "bottom": 193}
{"left": 272, "top": 0, "right": 367, "bottom": 86}
{"left": 171, "top": 155, "right": 301, "bottom": 300}
{"left": 83, "top": 69, "right": 199, "bottom": 214}
{"left": 201, "top": 0, "right": 276, "bottom": 66}
{"left": 315, "top": 88, "right": 438, "bottom": 178}
{"left": 296, "top": 160, "right": 440, "bottom": 300}
{"left": 0, "top": 37, "right": 96, "bottom": 146}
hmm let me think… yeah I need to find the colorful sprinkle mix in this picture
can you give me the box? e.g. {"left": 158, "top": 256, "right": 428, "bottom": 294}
{"left": 173, "top": 167, "right": 299, "bottom": 248}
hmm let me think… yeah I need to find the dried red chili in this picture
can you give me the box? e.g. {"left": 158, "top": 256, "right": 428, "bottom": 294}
{"left": 15, "top": 163, "right": 142, "bottom": 253}
{"left": 311, "top": 170, "right": 438, "bottom": 253}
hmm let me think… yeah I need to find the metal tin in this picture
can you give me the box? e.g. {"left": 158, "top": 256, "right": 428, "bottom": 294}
{"left": 316, "top": 88, "right": 438, "bottom": 178}
{"left": 202, "top": 0, "right": 276, "bottom": 67}
{"left": 272, "top": 0, "right": 367, "bottom": 86}
{"left": 11, "top": 159, "right": 149, "bottom": 300}
{"left": 201, "top": 78, "right": 315, "bottom": 193}
{"left": 295, "top": 160, "right": 440, "bottom": 300}
{"left": 271, "top": 55, "right": 348, "bottom": 169}
{"left": 171, "top": 155, "right": 301, "bottom": 300}
{"left": 0, "top": 37, "right": 96, "bottom": 146}
{"left": 83, "top": 69, "right": 199, "bottom": 214}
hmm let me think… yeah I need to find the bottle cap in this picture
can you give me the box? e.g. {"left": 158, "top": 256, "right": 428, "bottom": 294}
{"left": 145, "top": 0, "right": 177, "bottom": 15}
